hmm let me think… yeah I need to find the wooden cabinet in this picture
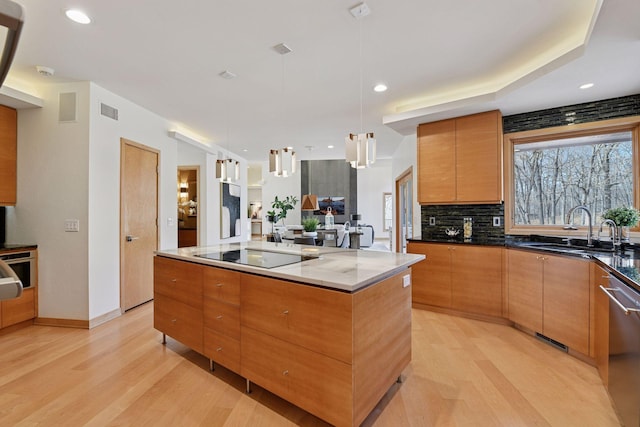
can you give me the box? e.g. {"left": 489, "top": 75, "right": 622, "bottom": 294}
{"left": 0, "top": 105, "right": 17, "bottom": 205}
{"left": 408, "top": 242, "right": 503, "bottom": 318}
{"left": 1, "top": 288, "right": 36, "bottom": 328}
{"left": 153, "top": 256, "right": 412, "bottom": 427}
{"left": 203, "top": 267, "right": 241, "bottom": 372}
{"left": 507, "top": 249, "right": 590, "bottom": 355}
{"left": 153, "top": 256, "right": 203, "bottom": 353}
{"left": 417, "top": 110, "right": 502, "bottom": 204}
{"left": 592, "top": 264, "right": 609, "bottom": 384}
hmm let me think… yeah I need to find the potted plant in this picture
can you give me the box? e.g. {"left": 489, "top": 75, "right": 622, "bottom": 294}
{"left": 302, "top": 217, "right": 320, "bottom": 237}
{"left": 270, "top": 195, "right": 298, "bottom": 225}
{"left": 602, "top": 206, "right": 640, "bottom": 241}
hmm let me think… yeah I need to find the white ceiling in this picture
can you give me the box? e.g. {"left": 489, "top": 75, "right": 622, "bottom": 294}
{"left": 5, "top": 0, "right": 640, "bottom": 162}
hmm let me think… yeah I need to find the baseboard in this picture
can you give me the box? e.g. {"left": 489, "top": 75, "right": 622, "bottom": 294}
{"left": 89, "top": 308, "right": 122, "bottom": 329}
{"left": 412, "top": 302, "right": 513, "bottom": 326}
{"left": 34, "top": 317, "right": 89, "bottom": 329}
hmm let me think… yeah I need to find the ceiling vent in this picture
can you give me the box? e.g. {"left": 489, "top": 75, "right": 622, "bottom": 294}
{"left": 100, "top": 102, "right": 119, "bottom": 121}
{"left": 272, "top": 43, "right": 292, "bottom": 55}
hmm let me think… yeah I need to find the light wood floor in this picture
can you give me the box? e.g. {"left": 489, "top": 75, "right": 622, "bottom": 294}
{"left": 0, "top": 303, "right": 620, "bottom": 426}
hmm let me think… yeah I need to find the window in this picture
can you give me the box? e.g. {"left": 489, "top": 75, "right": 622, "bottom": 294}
{"left": 505, "top": 117, "right": 640, "bottom": 234}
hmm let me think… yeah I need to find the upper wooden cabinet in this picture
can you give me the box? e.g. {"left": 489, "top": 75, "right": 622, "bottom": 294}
{"left": 0, "top": 105, "right": 17, "bottom": 205}
{"left": 417, "top": 110, "right": 503, "bottom": 204}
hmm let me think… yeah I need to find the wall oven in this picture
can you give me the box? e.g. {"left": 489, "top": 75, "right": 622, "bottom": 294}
{"left": 600, "top": 274, "right": 640, "bottom": 426}
{"left": 0, "top": 249, "right": 35, "bottom": 289}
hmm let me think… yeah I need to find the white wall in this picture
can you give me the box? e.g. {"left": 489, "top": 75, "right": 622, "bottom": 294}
{"left": 391, "top": 133, "right": 420, "bottom": 251}
{"left": 8, "top": 81, "right": 91, "bottom": 320}
{"left": 260, "top": 160, "right": 302, "bottom": 233}
{"left": 356, "top": 159, "right": 392, "bottom": 240}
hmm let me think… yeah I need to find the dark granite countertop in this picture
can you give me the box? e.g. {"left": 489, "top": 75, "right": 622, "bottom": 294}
{"left": 0, "top": 244, "right": 38, "bottom": 253}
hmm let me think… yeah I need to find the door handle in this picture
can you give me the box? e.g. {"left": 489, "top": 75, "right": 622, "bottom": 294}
{"left": 126, "top": 235, "right": 140, "bottom": 242}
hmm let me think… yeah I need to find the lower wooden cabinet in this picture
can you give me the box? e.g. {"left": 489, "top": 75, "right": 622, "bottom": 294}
{"left": 408, "top": 242, "right": 503, "bottom": 318}
{"left": 1, "top": 288, "right": 36, "bottom": 328}
{"left": 153, "top": 256, "right": 412, "bottom": 427}
{"left": 507, "top": 249, "right": 590, "bottom": 355}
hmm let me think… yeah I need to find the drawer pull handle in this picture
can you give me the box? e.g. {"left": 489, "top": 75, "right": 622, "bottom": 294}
{"left": 217, "top": 347, "right": 223, "bottom": 352}
{"left": 171, "top": 319, "right": 177, "bottom": 324}
{"left": 216, "top": 283, "right": 223, "bottom": 287}
{"left": 171, "top": 278, "right": 177, "bottom": 283}
{"left": 216, "top": 315, "right": 223, "bottom": 320}
{"left": 282, "top": 310, "right": 289, "bottom": 315}
{"left": 282, "top": 370, "right": 289, "bottom": 376}
{"left": 599, "top": 285, "right": 640, "bottom": 315}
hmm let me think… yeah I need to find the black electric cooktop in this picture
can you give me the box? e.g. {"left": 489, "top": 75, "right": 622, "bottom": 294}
{"left": 195, "top": 249, "right": 317, "bottom": 269}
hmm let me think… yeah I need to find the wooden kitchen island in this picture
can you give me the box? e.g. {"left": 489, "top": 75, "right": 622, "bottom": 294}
{"left": 154, "top": 242, "right": 424, "bottom": 427}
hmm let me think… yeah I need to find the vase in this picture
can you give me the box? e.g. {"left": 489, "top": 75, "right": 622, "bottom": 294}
{"left": 303, "top": 231, "right": 317, "bottom": 238}
{"left": 619, "top": 225, "right": 631, "bottom": 242}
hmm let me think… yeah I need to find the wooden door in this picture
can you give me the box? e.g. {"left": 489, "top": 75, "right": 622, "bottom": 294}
{"left": 121, "top": 140, "right": 158, "bottom": 311}
{"left": 407, "top": 242, "right": 452, "bottom": 308}
{"left": 507, "top": 249, "right": 543, "bottom": 331}
{"left": 417, "top": 119, "right": 456, "bottom": 204}
{"left": 451, "top": 245, "right": 503, "bottom": 317}
{"left": 543, "top": 254, "right": 590, "bottom": 354}
{"left": 455, "top": 110, "right": 502, "bottom": 203}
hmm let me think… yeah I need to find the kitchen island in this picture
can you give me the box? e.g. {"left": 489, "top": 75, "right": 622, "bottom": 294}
{"left": 154, "top": 242, "right": 424, "bottom": 427}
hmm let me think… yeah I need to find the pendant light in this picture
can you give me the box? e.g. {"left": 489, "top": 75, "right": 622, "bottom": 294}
{"left": 345, "top": 2, "right": 376, "bottom": 169}
{"left": 216, "top": 70, "right": 240, "bottom": 182}
{"left": 269, "top": 43, "right": 296, "bottom": 177}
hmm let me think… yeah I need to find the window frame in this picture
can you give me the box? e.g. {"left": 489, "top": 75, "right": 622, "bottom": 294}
{"left": 504, "top": 115, "right": 640, "bottom": 237}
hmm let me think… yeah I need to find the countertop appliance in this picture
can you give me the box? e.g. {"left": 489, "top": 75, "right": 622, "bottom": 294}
{"left": 195, "top": 249, "right": 318, "bottom": 269}
{"left": 0, "top": 258, "right": 22, "bottom": 300}
{"left": 601, "top": 275, "right": 640, "bottom": 426}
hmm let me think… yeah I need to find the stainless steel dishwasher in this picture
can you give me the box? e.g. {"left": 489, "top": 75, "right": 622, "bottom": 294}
{"left": 600, "top": 274, "right": 640, "bottom": 426}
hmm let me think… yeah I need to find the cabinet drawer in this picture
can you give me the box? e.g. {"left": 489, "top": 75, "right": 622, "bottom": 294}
{"left": 203, "top": 298, "right": 240, "bottom": 338}
{"left": 1, "top": 288, "right": 35, "bottom": 327}
{"left": 203, "top": 268, "right": 240, "bottom": 305}
{"left": 204, "top": 328, "right": 240, "bottom": 373}
{"left": 241, "top": 275, "right": 353, "bottom": 363}
{"left": 154, "top": 293, "right": 203, "bottom": 353}
{"left": 154, "top": 256, "right": 203, "bottom": 308}
{"left": 241, "top": 327, "right": 352, "bottom": 427}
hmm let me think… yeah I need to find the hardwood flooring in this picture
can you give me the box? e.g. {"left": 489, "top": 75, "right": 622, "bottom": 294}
{"left": 0, "top": 303, "right": 620, "bottom": 426}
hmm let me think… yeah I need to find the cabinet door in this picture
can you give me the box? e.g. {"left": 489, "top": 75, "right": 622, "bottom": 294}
{"left": 154, "top": 256, "right": 203, "bottom": 308}
{"left": 203, "top": 267, "right": 240, "bottom": 305}
{"left": 417, "top": 120, "right": 456, "bottom": 204}
{"left": 241, "top": 327, "right": 353, "bottom": 427}
{"left": 507, "top": 250, "right": 543, "bottom": 331}
{"left": 0, "top": 105, "right": 17, "bottom": 205}
{"left": 407, "top": 242, "right": 452, "bottom": 308}
{"left": 154, "top": 293, "right": 203, "bottom": 353}
{"left": 543, "top": 255, "right": 590, "bottom": 355}
{"left": 452, "top": 246, "right": 503, "bottom": 317}
{"left": 241, "top": 275, "right": 353, "bottom": 363}
{"left": 203, "top": 298, "right": 240, "bottom": 338}
{"left": 455, "top": 110, "right": 502, "bottom": 203}
{"left": 1, "top": 288, "right": 35, "bottom": 327}
{"left": 203, "top": 328, "right": 240, "bottom": 373}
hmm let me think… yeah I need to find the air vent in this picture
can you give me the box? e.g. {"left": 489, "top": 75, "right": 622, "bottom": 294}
{"left": 535, "top": 332, "right": 568, "bottom": 352}
{"left": 100, "top": 103, "right": 119, "bottom": 121}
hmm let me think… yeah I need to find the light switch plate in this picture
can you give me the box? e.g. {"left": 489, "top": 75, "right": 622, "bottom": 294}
{"left": 403, "top": 274, "right": 411, "bottom": 288}
{"left": 64, "top": 219, "right": 80, "bottom": 232}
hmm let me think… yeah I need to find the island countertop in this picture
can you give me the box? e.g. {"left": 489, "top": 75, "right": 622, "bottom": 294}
{"left": 155, "top": 241, "right": 425, "bottom": 292}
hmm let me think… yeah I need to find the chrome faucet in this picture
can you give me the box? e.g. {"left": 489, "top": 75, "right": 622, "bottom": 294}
{"left": 565, "top": 205, "right": 593, "bottom": 247}
{"left": 599, "top": 219, "right": 619, "bottom": 246}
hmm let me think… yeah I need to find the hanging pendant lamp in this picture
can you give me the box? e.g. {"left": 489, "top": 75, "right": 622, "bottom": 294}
{"left": 345, "top": 2, "right": 376, "bottom": 169}
{"left": 269, "top": 43, "right": 296, "bottom": 177}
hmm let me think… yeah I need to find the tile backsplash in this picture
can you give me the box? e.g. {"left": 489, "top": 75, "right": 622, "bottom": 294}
{"left": 420, "top": 204, "right": 504, "bottom": 241}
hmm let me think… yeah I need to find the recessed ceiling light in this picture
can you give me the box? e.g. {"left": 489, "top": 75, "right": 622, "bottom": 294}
{"left": 328, "top": 145, "right": 334, "bottom": 149}
{"left": 579, "top": 83, "right": 594, "bottom": 89}
{"left": 65, "top": 9, "right": 91, "bottom": 24}
{"left": 242, "top": 149, "right": 248, "bottom": 152}
{"left": 373, "top": 83, "right": 387, "bottom": 92}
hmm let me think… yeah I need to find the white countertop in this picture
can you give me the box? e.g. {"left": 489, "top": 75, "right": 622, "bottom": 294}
{"left": 156, "top": 241, "right": 425, "bottom": 292}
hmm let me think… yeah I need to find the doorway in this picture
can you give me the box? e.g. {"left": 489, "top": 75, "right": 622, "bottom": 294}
{"left": 395, "top": 168, "right": 413, "bottom": 253}
{"left": 177, "top": 167, "right": 199, "bottom": 247}
{"left": 120, "top": 139, "right": 159, "bottom": 311}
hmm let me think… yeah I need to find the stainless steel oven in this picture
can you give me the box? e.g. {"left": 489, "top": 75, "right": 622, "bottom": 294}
{"left": 0, "top": 249, "right": 35, "bottom": 289}
{"left": 600, "top": 275, "right": 640, "bottom": 426}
